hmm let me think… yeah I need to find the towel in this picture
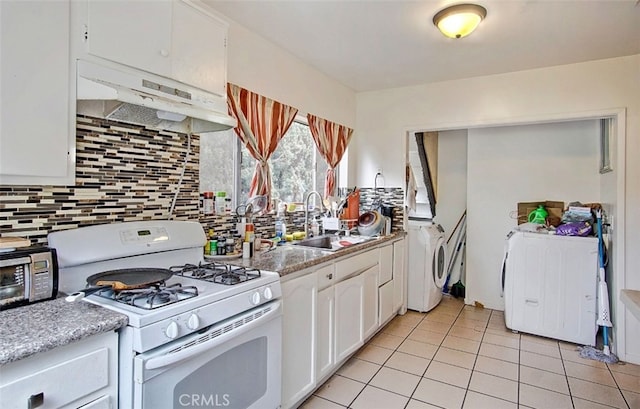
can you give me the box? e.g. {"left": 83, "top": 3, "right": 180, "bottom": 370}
{"left": 405, "top": 165, "right": 417, "bottom": 211}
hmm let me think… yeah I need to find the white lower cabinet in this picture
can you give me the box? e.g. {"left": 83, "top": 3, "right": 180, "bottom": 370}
{"left": 316, "top": 285, "right": 335, "bottom": 381}
{"left": 393, "top": 239, "right": 406, "bottom": 312}
{"left": 334, "top": 273, "right": 364, "bottom": 363}
{"left": 362, "top": 265, "right": 379, "bottom": 341}
{"left": 379, "top": 280, "right": 395, "bottom": 325}
{"left": 0, "top": 331, "right": 118, "bottom": 409}
{"left": 282, "top": 242, "right": 405, "bottom": 409}
{"left": 281, "top": 272, "right": 318, "bottom": 409}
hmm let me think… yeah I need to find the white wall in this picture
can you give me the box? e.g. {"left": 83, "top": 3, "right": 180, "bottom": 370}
{"left": 354, "top": 55, "right": 640, "bottom": 363}
{"left": 466, "top": 120, "right": 600, "bottom": 310}
{"left": 435, "top": 129, "right": 468, "bottom": 238}
{"left": 224, "top": 19, "right": 356, "bottom": 129}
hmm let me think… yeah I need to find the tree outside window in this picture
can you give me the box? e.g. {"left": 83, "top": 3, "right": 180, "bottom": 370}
{"left": 200, "top": 120, "right": 329, "bottom": 209}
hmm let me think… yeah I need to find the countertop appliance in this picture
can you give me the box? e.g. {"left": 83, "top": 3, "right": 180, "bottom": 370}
{"left": 0, "top": 246, "right": 58, "bottom": 310}
{"left": 502, "top": 230, "right": 598, "bottom": 345}
{"left": 48, "top": 221, "right": 282, "bottom": 409}
{"left": 407, "top": 219, "right": 448, "bottom": 312}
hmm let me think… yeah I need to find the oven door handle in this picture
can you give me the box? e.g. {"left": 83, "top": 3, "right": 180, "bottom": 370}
{"left": 144, "top": 300, "right": 281, "bottom": 370}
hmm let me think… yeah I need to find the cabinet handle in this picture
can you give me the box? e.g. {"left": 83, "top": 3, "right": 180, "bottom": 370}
{"left": 160, "top": 49, "right": 169, "bottom": 57}
{"left": 327, "top": 273, "right": 333, "bottom": 279}
{"left": 28, "top": 392, "right": 44, "bottom": 409}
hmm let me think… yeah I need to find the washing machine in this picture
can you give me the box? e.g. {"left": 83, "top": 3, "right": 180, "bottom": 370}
{"left": 407, "top": 218, "right": 448, "bottom": 312}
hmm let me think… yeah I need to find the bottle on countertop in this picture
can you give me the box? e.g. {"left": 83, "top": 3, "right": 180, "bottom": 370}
{"left": 208, "top": 229, "right": 218, "bottom": 256}
{"left": 225, "top": 237, "right": 235, "bottom": 254}
{"left": 217, "top": 235, "right": 226, "bottom": 255}
{"left": 311, "top": 216, "right": 320, "bottom": 237}
{"left": 203, "top": 191, "right": 214, "bottom": 215}
{"left": 244, "top": 223, "right": 255, "bottom": 257}
{"left": 216, "top": 191, "right": 227, "bottom": 215}
{"left": 274, "top": 203, "right": 287, "bottom": 242}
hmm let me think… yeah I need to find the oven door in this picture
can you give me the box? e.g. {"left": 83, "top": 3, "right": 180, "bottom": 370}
{"left": 133, "top": 300, "right": 282, "bottom": 409}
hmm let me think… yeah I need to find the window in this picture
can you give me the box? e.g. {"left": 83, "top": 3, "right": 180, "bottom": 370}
{"left": 200, "top": 118, "right": 329, "bottom": 209}
{"left": 199, "top": 129, "right": 237, "bottom": 202}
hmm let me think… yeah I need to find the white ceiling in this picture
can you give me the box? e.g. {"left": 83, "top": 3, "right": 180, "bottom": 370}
{"left": 203, "top": 0, "right": 640, "bottom": 92}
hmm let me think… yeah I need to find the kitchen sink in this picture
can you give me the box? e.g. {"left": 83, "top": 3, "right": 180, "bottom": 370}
{"left": 292, "top": 234, "right": 376, "bottom": 251}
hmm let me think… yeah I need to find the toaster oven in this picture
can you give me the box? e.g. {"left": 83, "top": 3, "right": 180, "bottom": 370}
{"left": 0, "top": 246, "right": 58, "bottom": 310}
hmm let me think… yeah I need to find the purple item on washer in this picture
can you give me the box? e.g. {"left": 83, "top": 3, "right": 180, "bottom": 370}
{"left": 556, "top": 221, "right": 593, "bottom": 237}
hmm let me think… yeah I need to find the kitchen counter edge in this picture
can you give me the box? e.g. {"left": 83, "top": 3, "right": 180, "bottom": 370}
{"left": 0, "top": 297, "right": 128, "bottom": 366}
{"left": 230, "top": 232, "right": 406, "bottom": 281}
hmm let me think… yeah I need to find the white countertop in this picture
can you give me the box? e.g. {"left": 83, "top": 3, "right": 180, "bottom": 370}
{"left": 620, "top": 289, "right": 640, "bottom": 322}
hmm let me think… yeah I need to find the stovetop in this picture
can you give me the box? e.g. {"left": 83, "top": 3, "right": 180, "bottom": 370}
{"left": 91, "top": 262, "right": 263, "bottom": 310}
{"left": 82, "top": 263, "right": 281, "bottom": 329}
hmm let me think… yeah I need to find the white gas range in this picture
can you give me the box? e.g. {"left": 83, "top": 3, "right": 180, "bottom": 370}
{"left": 48, "top": 220, "right": 282, "bottom": 409}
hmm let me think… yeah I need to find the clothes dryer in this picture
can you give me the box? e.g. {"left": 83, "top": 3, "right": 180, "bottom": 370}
{"left": 407, "top": 219, "right": 448, "bottom": 312}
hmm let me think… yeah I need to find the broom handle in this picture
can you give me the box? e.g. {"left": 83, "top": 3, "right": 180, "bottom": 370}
{"left": 447, "top": 210, "right": 467, "bottom": 244}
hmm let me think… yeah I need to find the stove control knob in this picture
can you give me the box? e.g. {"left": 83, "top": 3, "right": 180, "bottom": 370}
{"left": 165, "top": 321, "right": 179, "bottom": 339}
{"left": 187, "top": 314, "right": 200, "bottom": 330}
{"left": 251, "top": 291, "right": 261, "bottom": 305}
{"left": 263, "top": 287, "right": 273, "bottom": 300}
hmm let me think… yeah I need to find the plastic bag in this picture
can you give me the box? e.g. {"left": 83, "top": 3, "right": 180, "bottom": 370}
{"left": 555, "top": 221, "right": 593, "bottom": 237}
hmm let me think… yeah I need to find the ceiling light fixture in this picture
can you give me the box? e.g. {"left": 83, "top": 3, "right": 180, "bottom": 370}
{"left": 433, "top": 3, "right": 487, "bottom": 39}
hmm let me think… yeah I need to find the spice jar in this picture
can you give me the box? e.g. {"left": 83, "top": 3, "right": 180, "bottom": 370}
{"left": 225, "top": 237, "right": 235, "bottom": 254}
{"left": 203, "top": 191, "right": 214, "bottom": 215}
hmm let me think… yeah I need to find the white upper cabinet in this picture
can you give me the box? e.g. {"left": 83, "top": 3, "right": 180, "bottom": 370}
{"left": 85, "top": 0, "right": 228, "bottom": 97}
{"left": 172, "top": 1, "right": 227, "bottom": 97}
{"left": 86, "top": 0, "right": 172, "bottom": 78}
{"left": 0, "top": 0, "right": 74, "bottom": 185}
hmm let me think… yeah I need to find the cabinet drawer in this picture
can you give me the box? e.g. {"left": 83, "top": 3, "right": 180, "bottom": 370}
{"left": 316, "top": 264, "right": 335, "bottom": 290}
{"left": 0, "top": 347, "right": 110, "bottom": 409}
{"left": 335, "top": 249, "right": 379, "bottom": 282}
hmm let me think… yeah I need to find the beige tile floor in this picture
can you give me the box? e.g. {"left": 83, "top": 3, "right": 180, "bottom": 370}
{"left": 300, "top": 295, "right": 640, "bottom": 409}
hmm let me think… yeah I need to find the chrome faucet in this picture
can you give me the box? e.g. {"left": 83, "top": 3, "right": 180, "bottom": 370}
{"left": 304, "top": 191, "right": 325, "bottom": 237}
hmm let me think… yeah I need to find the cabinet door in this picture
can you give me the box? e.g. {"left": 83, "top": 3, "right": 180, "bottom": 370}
{"left": 316, "top": 286, "right": 334, "bottom": 381}
{"left": 379, "top": 244, "right": 393, "bottom": 285}
{"left": 379, "top": 280, "right": 395, "bottom": 325}
{"left": 281, "top": 273, "right": 317, "bottom": 409}
{"left": 87, "top": 0, "right": 172, "bottom": 77}
{"left": 334, "top": 274, "right": 363, "bottom": 363}
{"left": 0, "top": 0, "right": 73, "bottom": 185}
{"left": 362, "top": 265, "right": 379, "bottom": 340}
{"left": 393, "top": 240, "right": 406, "bottom": 312}
{"left": 172, "top": 1, "right": 227, "bottom": 96}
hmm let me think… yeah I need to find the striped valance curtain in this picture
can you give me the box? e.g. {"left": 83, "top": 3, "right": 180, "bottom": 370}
{"left": 307, "top": 114, "right": 354, "bottom": 198}
{"left": 227, "top": 83, "right": 298, "bottom": 209}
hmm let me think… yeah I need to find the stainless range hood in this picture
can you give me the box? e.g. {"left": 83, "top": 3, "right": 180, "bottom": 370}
{"left": 76, "top": 60, "right": 237, "bottom": 134}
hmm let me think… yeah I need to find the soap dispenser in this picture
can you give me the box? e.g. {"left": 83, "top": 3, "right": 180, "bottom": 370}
{"left": 310, "top": 216, "right": 320, "bottom": 237}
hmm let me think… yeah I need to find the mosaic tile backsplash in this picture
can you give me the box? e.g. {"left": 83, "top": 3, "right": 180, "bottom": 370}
{"left": 0, "top": 116, "right": 404, "bottom": 245}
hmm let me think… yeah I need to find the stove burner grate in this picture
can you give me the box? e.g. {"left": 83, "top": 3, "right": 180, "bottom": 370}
{"left": 95, "top": 282, "right": 198, "bottom": 309}
{"left": 172, "top": 262, "right": 262, "bottom": 285}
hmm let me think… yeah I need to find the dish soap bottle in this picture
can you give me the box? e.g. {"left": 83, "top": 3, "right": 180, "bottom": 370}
{"left": 311, "top": 216, "right": 320, "bottom": 237}
{"left": 275, "top": 204, "right": 287, "bottom": 242}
